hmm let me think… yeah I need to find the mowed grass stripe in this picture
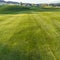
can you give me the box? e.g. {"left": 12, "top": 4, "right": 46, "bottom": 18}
{"left": 0, "top": 14, "right": 32, "bottom": 60}
{"left": 0, "top": 15, "right": 19, "bottom": 26}
{"left": 0, "top": 14, "right": 42, "bottom": 60}
{"left": 28, "top": 13, "right": 57, "bottom": 60}
{"left": 30, "top": 12, "right": 60, "bottom": 60}
{"left": 0, "top": 12, "right": 60, "bottom": 60}
{"left": 36, "top": 12, "right": 60, "bottom": 60}
{"left": 0, "top": 14, "right": 27, "bottom": 43}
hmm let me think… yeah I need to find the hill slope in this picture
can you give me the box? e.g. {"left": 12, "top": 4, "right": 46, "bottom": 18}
{"left": 0, "top": 5, "right": 60, "bottom": 14}
{"left": 0, "top": 5, "right": 31, "bottom": 14}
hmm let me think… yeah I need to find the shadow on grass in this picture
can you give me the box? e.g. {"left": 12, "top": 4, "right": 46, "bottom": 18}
{"left": 0, "top": 5, "right": 34, "bottom": 14}
{"left": 0, "top": 43, "right": 41, "bottom": 60}
{"left": 0, "top": 26, "right": 41, "bottom": 60}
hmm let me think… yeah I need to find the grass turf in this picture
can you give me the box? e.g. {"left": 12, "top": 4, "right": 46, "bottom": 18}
{"left": 0, "top": 5, "right": 60, "bottom": 60}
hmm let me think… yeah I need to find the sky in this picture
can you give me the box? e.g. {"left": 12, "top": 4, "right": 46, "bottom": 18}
{"left": 5, "top": 0, "right": 60, "bottom": 3}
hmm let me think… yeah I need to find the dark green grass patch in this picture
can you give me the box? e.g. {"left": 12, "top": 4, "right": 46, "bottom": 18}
{"left": 0, "top": 5, "right": 60, "bottom": 14}
{"left": 0, "top": 5, "right": 31, "bottom": 14}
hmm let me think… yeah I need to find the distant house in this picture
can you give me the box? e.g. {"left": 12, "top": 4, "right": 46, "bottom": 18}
{"left": 21, "top": 3, "right": 41, "bottom": 7}
{"left": 25, "top": 3, "right": 32, "bottom": 7}
{"left": 34, "top": 4, "right": 41, "bottom": 7}
{"left": 40, "top": 4, "right": 49, "bottom": 7}
{"left": 19, "top": 3, "right": 32, "bottom": 7}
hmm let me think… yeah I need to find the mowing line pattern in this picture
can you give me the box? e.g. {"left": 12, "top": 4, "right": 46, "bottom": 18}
{"left": 0, "top": 12, "right": 60, "bottom": 60}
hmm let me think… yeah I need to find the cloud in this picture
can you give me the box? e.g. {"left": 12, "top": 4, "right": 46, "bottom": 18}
{"left": 5, "top": 0, "right": 59, "bottom": 3}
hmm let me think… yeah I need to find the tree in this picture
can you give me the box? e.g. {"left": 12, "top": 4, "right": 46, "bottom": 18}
{"left": 20, "top": 2, "right": 23, "bottom": 6}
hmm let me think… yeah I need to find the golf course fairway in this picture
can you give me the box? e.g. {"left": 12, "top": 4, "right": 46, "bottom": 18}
{"left": 0, "top": 11, "right": 60, "bottom": 60}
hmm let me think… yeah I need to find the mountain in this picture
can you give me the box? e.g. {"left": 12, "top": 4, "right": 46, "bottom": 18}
{"left": 0, "top": 0, "right": 20, "bottom": 5}
{"left": 0, "top": 0, "right": 4, "bottom": 1}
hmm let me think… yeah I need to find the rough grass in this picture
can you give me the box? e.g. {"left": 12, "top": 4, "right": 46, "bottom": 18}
{"left": 0, "top": 5, "right": 60, "bottom": 60}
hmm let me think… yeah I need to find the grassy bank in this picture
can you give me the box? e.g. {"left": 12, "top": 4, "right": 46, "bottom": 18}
{"left": 0, "top": 5, "right": 60, "bottom": 14}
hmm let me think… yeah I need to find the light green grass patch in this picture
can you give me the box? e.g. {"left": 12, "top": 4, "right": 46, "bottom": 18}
{"left": 0, "top": 11, "right": 60, "bottom": 60}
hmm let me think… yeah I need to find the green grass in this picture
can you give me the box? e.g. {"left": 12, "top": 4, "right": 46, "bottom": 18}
{"left": 0, "top": 5, "right": 60, "bottom": 60}
{"left": 0, "top": 5, "right": 31, "bottom": 14}
{"left": 0, "top": 5, "right": 60, "bottom": 14}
